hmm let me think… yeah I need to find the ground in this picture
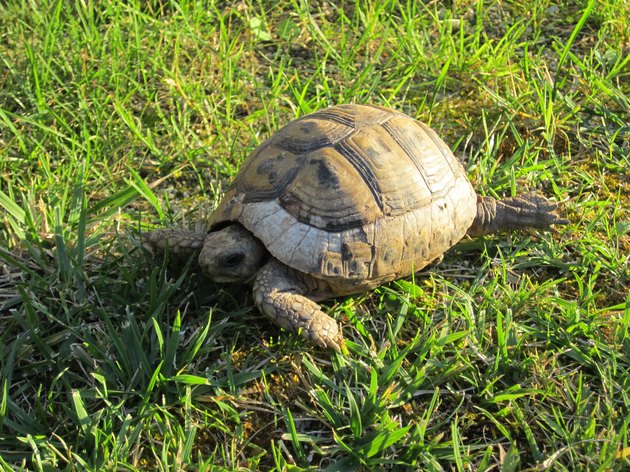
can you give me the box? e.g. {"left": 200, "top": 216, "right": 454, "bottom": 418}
{"left": 0, "top": 0, "right": 628, "bottom": 470}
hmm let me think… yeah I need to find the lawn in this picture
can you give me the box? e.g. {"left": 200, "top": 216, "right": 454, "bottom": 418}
{"left": 0, "top": 0, "right": 628, "bottom": 470}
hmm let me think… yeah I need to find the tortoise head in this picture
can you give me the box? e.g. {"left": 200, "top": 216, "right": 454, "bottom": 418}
{"left": 199, "top": 224, "right": 268, "bottom": 283}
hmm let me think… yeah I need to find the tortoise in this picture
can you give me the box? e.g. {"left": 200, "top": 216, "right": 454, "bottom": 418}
{"left": 147, "top": 104, "right": 568, "bottom": 351}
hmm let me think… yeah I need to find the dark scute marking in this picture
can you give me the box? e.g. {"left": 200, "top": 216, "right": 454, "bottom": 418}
{"left": 256, "top": 159, "right": 281, "bottom": 184}
{"left": 341, "top": 243, "right": 351, "bottom": 260}
{"left": 316, "top": 159, "right": 339, "bottom": 187}
{"left": 342, "top": 244, "right": 361, "bottom": 276}
{"left": 243, "top": 189, "right": 280, "bottom": 203}
{"left": 324, "top": 218, "right": 368, "bottom": 232}
{"left": 348, "top": 260, "right": 362, "bottom": 275}
{"left": 327, "top": 261, "right": 340, "bottom": 275}
{"left": 279, "top": 190, "right": 369, "bottom": 231}
{"left": 272, "top": 119, "right": 332, "bottom": 154}
{"left": 298, "top": 121, "right": 317, "bottom": 134}
{"left": 365, "top": 143, "right": 380, "bottom": 160}
{"left": 273, "top": 134, "right": 331, "bottom": 154}
{"left": 324, "top": 219, "right": 367, "bottom": 233}
{"left": 310, "top": 110, "right": 358, "bottom": 128}
{"left": 382, "top": 248, "right": 397, "bottom": 264}
{"left": 333, "top": 140, "right": 384, "bottom": 212}
{"left": 241, "top": 157, "right": 300, "bottom": 203}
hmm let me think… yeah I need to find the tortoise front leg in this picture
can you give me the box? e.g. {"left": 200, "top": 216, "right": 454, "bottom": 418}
{"left": 145, "top": 228, "right": 206, "bottom": 263}
{"left": 253, "top": 260, "right": 343, "bottom": 352}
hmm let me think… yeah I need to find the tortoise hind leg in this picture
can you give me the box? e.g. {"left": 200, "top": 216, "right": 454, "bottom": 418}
{"left": 467, "top": 194, "right": 569, "bottom": 237}
{"left": 253, "top": 260, "right": 343, "bottom": 351}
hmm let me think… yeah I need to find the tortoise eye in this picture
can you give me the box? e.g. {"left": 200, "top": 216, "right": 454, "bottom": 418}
{"left": 222, "top": 253, "right": 244, "bottom": 267}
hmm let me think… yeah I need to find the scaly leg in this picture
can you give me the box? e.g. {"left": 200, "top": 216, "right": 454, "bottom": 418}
{"left": 145, "top": 228, "right": 206, "bottom": 264}
{"left": 253, "top": 260, "right": 342, "bottom": 351}
{"left": 467, "top": 194, "right": 569, "bottom": 237}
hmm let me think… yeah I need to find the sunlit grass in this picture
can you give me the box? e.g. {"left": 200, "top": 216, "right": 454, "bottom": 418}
{"left": 0, "top": 0, "right": 628, "bottom": 470}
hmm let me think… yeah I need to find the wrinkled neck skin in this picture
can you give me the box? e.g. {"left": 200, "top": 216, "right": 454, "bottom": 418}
{"left": 199, "top": 224, "right": 268, "bottom": 283}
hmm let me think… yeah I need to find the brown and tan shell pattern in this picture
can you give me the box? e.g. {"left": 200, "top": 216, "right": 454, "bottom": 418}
{"left": 209, "top": 104, "right": 478, "bottom": 293}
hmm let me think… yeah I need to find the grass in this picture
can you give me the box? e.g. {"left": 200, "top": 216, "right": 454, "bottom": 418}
{"left": 0, "top": 0, "right": 628, "bottom": 469}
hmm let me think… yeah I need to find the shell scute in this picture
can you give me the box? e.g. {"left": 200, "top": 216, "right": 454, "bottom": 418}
{"left": 281, "top": 145, "right": 381, "bottom": 230}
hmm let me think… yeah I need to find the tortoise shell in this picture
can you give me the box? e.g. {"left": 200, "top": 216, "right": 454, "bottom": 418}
{"left": 209, "top": 104, "right": 478, "bottom": 291}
